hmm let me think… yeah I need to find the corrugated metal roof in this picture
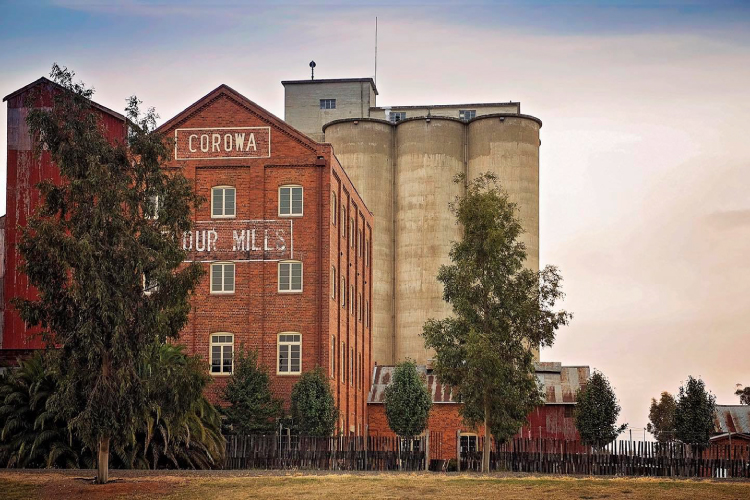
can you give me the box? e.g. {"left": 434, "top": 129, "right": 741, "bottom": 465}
{"left": 713, "top": 405, "right": 750, "bottom": 434}
{"left": 368, "top": 362, "right": 589, "bottom": 405}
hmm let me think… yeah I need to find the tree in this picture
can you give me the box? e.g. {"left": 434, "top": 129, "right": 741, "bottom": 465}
{"left": 647, "top": 392, "right": 676, "bottom": 443}
{"left": 222, "top": 348, "right": 282, "bottom": 435}
{"left": 384, "top": 360, "right": 432, "bottom": 439}
{"left": 735, "top": 385, "right": 750, "bottom": 405}
{"left": 574, "top": 371, "right": 627, "bottom": 449}
{"left": 15, "top": 65, "right": 203, "bottom": 483}
{"left": 674, "top": 376, "right": 716, "bottom": 449}
{"left": 422, "top": 173, "right": 571, "bottom": 472}
{"left": 290, "top": 367, "right": 338, "bottom": 437}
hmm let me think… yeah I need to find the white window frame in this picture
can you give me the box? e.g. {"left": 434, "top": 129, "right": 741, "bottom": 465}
{"left": 278, "top": 260, "right": 303, "bottom": 293}
{"left": 350, "top": 347, "right": 354, "bottom": 386}
{"left": 365, "top": 299, "right": 369, "bottom": 328}
{"left": 358, "top": 293, "right": 363, "bottom": 322}
{"left": 350, "top": 284, "right": 355, "bottom": 315}
{"left": 341, "top": 276, "right": 346, "bottom": 308}
{"left": 350, "top": 217, "right": 355, "bottom": 247}
{"left": 210, "top": 333, "right": 234, "bottom": 375}
{"left": 320, "top": 99, "right": 336, "bottom": 110}
{"left": 145, "top": 194, "right": 160, "bottom": 220}
{"left": 390, "top": 111, "right": 406, "bottom": 123}
{"left": 340, "top": 341, "right": 346, "bottom": 380}
{"left": 459, "top": 109, "right": 477, "bottom": 120}
{"left": 211, "top": 186, "right": 236, "bottom": 219}
{"left": 331, "top": 265, "right": 336, "bottom": 299}
{"left": 331, "top": 191, "right": 337, "bottom": 226}
{"left": 331, "top": 335, "right": 336, "bottom": 379}
{"left": 277, "top": 332, "right": 302, "bottom": 375}
{"left": 210, "top": 262, "right": 235, "bottom": 294}
{"left": 278, "top": 185, "right": 304, "bottom": 217}
{"left": 459, "top": 433, "right": 479, "bottom": 454}
{"left": 341, "top": 206, "right": 346, "bottom": 236}
{"left": 143, "top": 273, "right": 158, "bottom": 295}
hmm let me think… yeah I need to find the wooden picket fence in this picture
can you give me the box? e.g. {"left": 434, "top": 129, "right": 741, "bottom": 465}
{"left": 461, "top": 437, "right": 750, "bottom": 478}
{"left": 225, "top": 434, "right": 429, "bottom": 471}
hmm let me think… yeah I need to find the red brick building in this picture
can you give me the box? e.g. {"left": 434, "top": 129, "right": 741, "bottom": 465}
{"left": 156, "top": 84, "right": 373, "bottom": 435}
{"left": 1, "top": 78, "right": 127, "bottom": 358}
{"left": 367, "top": 362, "right": 589, "bottom": 458}
{"left": 1, "top": 79, "right": 374, "bottom": 435}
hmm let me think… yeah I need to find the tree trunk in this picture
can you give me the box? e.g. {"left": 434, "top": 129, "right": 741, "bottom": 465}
{"left": 96, "top": 436, "right": 110, "bottom": 484}
{"left": 482, "top": 405, "right": 491, "bottom": 473}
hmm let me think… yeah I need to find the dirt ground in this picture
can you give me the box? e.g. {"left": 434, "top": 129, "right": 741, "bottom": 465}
{"left": 1, "top": 470, "right": 749, "bottom": 500}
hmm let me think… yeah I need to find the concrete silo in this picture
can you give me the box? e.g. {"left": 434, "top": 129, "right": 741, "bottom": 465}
{"left": 394, "top": 118, "right": 465, "bottom": 363}
{"left": 323, "top": 119, "right": 396, "bottom": 365}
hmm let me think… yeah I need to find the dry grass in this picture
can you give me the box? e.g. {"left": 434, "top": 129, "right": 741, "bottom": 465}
{"left": 1, "top": 471, "right": 749, "bottom": 500}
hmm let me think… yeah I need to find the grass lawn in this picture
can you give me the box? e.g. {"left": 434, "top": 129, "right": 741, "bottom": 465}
{"left": 1, "top": 470, "right": 749, "bottom": 500}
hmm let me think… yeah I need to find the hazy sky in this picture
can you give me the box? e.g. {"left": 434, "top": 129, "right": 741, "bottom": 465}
{"left": 2, "top": 0, "right": 750, "bottom": 432}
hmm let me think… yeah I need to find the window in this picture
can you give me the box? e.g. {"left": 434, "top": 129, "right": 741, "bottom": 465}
{"left": 564, "top": 406, "right": 574, "bottom": 418}
{"left": 350, "top": 218, "right": 355, "bottom": 247}
{"left": 279, "top": 185, "right": 303, "bottom": 217}
{"left": 145, "top": 194, "right": 160, "bottom": 220}
{"left": 350, "top": 347, "right": 354, "bottom": 386}
{"left": 390, "top": 111, "right": 406, "bottom": 123}
{"left": 358, "top": 293, "right": 363, "bottom": 322}
{"left": 341, "top": 277, "right": 347, "bottom": 308}
{"left": 331, "top": 191, "right": 337, "bottom": 226}
{"left": 211, "top": 186, "right": 236, "bottom": 218}
{"left": 278, "top": 261, "right": 303, "bottom": 292}
{"left": 331, "top": 266, "right": 336, "bottom": 299}
{"left": 341, "top": 206, "right": 347, "bottom": 236}
{"left": 320, "top": 99, "right": 336, "bottom": 110}
{"left": 278, "top": 333, "right": 301, "bottom": 374}
{"left": 340, "top": 341, "right": 346, "bottom": 380}
{"left": 210, "top": 333, "right": 234, "bottom": 375}
{"left": 210, "top": 262, "right": 235, "bottom": 294}
{"left": 357, "top": 229, "right": 362, "bottom": 257}
{"left": 460, "top": 434, "right": 478, "bottom": 454}
{"left": 350, "top": 284, "right": 355, "bottom": 315}
{"left": 331, "top": 336, "right": 336, "bottom": 379}
{"left": 365, "top": 238, "right": 369, "bottom": 267}
{"left": 365, "top": 299, "right": 369, "bottom": 327}
{"left": 459, "top": 109, "right": 477, "bottom": 120}
{"left": 358, "top": 352, "right": 363, "bottom": 389}
{"left": 143, "top": 273, "right": 158, "bottom": 295}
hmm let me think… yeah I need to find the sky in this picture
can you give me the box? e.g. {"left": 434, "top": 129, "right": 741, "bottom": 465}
{"left": 1, "top": 0, "right": 750, "bottom": 433}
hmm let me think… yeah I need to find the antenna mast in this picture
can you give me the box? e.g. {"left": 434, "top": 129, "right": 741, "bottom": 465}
{"left": 375, "top": 17, "right": 378, "bottom": 86}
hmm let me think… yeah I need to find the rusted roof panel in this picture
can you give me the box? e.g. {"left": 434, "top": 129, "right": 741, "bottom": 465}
{"left": 368, "top": 363, "right": 590, "bottom": 405}
{"left": 714, "top": 405, "right": 750, "bottom": 434}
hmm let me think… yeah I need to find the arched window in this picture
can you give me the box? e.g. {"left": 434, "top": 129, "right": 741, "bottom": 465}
{"left": 210, "top": 333, "right": 234, "bottom": 375}
{"left": 211, "top": 186, "right": 236, "bottom": 218}
{"left": 331, "top": 191, "right": 337, "bottom": 226}
{"left": 278, "top": 332, "right": 302, "bottom": 374}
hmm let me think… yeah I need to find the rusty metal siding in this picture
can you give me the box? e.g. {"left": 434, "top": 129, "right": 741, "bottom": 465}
{"left": 714, "top": 405, "right": 750, "bottom": 434}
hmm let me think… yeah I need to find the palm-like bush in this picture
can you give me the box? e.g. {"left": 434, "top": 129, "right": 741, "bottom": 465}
{"left": 0, "top": 345, "right": 225, "bottom": 469}
{"left": 0, "top": 353, "right": 88, "bottom": 468}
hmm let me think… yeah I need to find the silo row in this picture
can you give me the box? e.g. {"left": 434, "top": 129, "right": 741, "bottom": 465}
{"left": 323, "top": 114, "right": 541, "bottom": 365}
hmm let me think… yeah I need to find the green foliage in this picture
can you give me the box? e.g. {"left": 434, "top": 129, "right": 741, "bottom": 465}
{"left": 574, "top": 371, "right": 627, "bottom": 449}
{"left": 735, "top": 385, "right": 750, "bottom": 405}
{"left": 0, "top": 346, "right": 225, "bottom": 469}
{"left": 647, "top": 392, "right": 676, "bottom": 443}
{"left": 422, "top": 173, "right": 571, "bottom": 446}
{"left": 0, "top": 353, "right": 86, "bottom": 468}
{"left": 14, "top": 64, "right": 203, "bottom": 476}
{"left": 222, "top": 348, "right": 282, "bottom": 435}
{"left": 674, "top": 376, "right": 716, "bottom": 447}
{"left": 383, "top": 360, "right": 432, "bottom": 438}
{"left": 290, "top": 367, "right": 338, "bottom": 437}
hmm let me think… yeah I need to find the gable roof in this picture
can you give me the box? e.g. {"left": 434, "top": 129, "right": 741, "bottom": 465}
{"left": 714, "top": 405, "right": 750, "bottom": 435}
{"left": 368, "top": 363, "right": 590, "bottom": 405}
{"left": 156, "top": 84, "right": 319, "bottom": 152}
{"left": 3, "top": 77, "right": 126, "bottom": 122}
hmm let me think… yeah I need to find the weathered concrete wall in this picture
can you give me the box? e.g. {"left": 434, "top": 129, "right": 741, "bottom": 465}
{"left": 395, "top": 118, "right": 465, "bottom": 364}
{"left": 324, "top": 119, "right": 395, "bottom": 366}
{"left": 371, "top": 102, "right": 520, "bottom": 121}
{"left": 283, "top": 81, "right": 375, "bottom": 142}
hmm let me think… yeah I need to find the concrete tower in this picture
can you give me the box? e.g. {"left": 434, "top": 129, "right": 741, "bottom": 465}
{"left": 283, "top": 78, "right": 541, "bottom": 365}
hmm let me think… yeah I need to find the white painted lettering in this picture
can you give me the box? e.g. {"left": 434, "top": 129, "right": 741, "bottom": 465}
{"left": 211, "top": 134, "right": 221, "bottom": 152}
{"left": 195, "top": 230, "right": 207, "bottom": 252}
{"left": 189, "top": 135, "right": 197, "bottom": 153}
{"left": 232, "top": 230, "right": 246, "bottom": 251}
{"left": 246, "top": 133, "right": 257, "bottom": 151}
{"left": 207, "top": 229, "right": 218, "bottom": 251}
{"left": 251, "top": 229, "right": 261, "bottom": 251}
{"left": 264, "top": 229, "right": 271, "bottom": 251}
{"left": 200, "top": 134, "right": 209, "bottom": 152}
{"left": 224, "top": 134, "right": 232, "bottom": 152}
{"left": 234, "top": 133, "right": 245, "bottom": 151}
{"left": 182, "top": 231, "right": 193, "bottom": 251}
{"left": 275, "top": 229, "right": 286, "bottom": 251}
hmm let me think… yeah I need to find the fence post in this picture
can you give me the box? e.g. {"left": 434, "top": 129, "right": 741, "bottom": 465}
{"left": 425, "top": 430, "right": 430, "bottom": 471}
{"left": 456, "top": 429, "right": 461, "bottom": 472}
{"left": 364, "top": 424, "right": 369, "bottom": 471}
